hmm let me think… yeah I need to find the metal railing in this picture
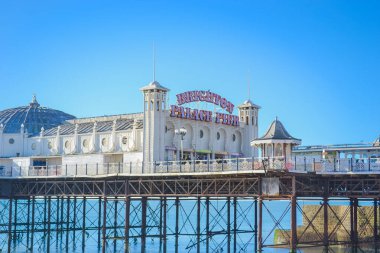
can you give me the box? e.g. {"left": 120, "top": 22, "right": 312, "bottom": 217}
{"left": 0, "top": 157, "right": 380, "bottom": 178}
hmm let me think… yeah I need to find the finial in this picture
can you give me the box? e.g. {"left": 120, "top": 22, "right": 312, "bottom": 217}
{"left": 275, "top": 116, "right": 278, "bottom": 121}
{"left": 30, "top": 94, "right": 40, "bottom": 107}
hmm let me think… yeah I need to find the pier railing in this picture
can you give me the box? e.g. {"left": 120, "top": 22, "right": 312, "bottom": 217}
{"left": 0, "top": 157, "right": 380, "bottom": 177}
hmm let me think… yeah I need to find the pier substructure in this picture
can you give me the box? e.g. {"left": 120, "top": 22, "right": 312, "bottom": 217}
{"left": 0, "top": 172, "right": 379, "bottom": 252}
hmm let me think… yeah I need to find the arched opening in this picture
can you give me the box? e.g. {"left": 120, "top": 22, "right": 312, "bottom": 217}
{"left": 275, "top": 143, "right": 283, "bottom": 157}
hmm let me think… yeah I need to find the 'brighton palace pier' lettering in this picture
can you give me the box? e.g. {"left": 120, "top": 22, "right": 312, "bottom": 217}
{"left": 170, "top": 90, "right": 239, "bottom": 126}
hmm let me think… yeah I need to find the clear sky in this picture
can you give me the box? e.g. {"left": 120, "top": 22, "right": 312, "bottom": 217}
{"left": 0, "top": 0, "right": 379, "bottom": 145}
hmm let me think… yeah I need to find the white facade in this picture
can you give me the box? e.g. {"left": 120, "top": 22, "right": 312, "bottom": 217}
{"left": 141, "top": 81, "right": 259, "bottom": 163}
{"left": 0, "top": 81, "right": 260, "bottom": 171}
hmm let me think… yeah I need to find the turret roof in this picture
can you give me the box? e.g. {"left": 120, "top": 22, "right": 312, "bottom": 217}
{"left": 140, "top": 81, "right": 169, "bottom": 92}
{"left": 251, "top": 118, "right": 301, "bottom": 144}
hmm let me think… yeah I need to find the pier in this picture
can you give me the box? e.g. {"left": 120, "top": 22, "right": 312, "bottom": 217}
{"left": 0, "top": 157, "right": 380, "bottom": 252}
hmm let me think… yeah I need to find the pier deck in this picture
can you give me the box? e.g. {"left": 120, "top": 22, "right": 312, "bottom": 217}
{"left": 0, "top": 157, "right": 379, "bottom": 252}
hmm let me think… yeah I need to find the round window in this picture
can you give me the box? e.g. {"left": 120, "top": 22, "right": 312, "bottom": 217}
{"left": 65, "top": 140, "right": 71, "bottom": 149}
{"left": 31, "top": 143, "right": 36, "bottom": 150}
{"left": 122, "top": 136, "right": 128, "bottom": 145}
{"left": 232, "top": 134, "right": 236, "bottom": 142}
{"left": 9, "top": 138, "right": 14, "bottom": 144}
{"left": 48, "top": 141, "right": 52, "bottom": 150}
{"left": 102, "top": 138, "right": 108, "bottom": 146}
{"left": 82, "top": 139, "right": 88, "bottom": 148}
{"left": 217, "top": 132, "right": 220, "bottom": 140}
{"left": 200, "top": 130, "right": 204, "bottom": 139}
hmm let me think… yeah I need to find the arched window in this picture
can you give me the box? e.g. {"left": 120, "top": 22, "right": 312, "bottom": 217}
{"left": 150, "top": 101, "right": 153, "bottom": 111}
{"left": 156, "top": 101, "right": 160, "bottom": 111}
{"left": 246, "top": 116, "right": 249, "bottom": 125}
{"left": 275, "top": 144, "right": 283, "bottom": 157}
{"left": 266, "top": 144, "right": 272, "bottom": 157}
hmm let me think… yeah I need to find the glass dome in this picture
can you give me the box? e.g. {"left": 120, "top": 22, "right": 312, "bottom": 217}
{"left": 0, "top": 95, "right": 75, "bottom": 136}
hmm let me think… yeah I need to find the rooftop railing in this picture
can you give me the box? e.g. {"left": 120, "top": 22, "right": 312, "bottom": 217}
{"left": 0, "top": 157, "right": 380, "bottom": 178}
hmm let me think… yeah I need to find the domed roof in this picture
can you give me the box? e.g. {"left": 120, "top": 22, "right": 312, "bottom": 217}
{"left": 0, "top": 95, "right": 75, "bottom": 136}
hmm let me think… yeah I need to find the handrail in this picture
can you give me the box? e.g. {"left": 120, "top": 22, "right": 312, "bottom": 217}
{"left": 0, "top": 157, "right": 380, "bottom": 178}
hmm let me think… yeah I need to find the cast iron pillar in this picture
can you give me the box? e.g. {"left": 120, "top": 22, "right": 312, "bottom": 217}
{"left": 141, "top": 197, "right": 147, "bottom": 253}
{"left": 175, "top": 197, "right": 179, "bottom": 253}
{"left": 125, "top": 196, "right": 130, "bottom": 253}
{"left": 163, "top": 197, "right": 167, "bottom": 253}
{"left": 102, "top": 197, "right": 107, "bottom": 253}
{"left": 374, "top": 198, "right": 378, "bottom": 243}
{"left": 350, "top": 198, "right": 358, "bottom": 245}
{"left": 290, "top": 176, "right": 297, "bottom": 252}
{"left": 197, "top": 197, "right": 201, "bottom": 253}
{"left": 254, "top": 197, "right": 258, "bottom": 253}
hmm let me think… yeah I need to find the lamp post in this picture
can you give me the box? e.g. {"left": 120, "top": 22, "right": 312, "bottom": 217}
{"left": 175, "top": 127, "right": 187, "bottom": 160}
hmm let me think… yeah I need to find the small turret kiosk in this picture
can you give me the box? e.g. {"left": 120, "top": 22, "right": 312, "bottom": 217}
{"left": 251, "top": 117, "right": 301, "bottom": 160}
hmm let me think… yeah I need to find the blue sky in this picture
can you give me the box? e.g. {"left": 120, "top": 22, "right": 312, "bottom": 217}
{"left": 0, "top": 0, "right": 379, "bottom": 145}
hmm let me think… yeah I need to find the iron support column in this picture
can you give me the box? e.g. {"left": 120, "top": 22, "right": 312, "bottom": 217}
{"left": 73, "top": 197, "right": 77, "bottom": 248}
{"left": 56, "top": 196, "right": 60, "bottom": 245}
{"left": 102, "top": 197, "right": 107, "bottom": 253}
{"left": 47, "top": 196, "right": 51, "bottom": 253}
{"left": 98, "top": 197, "right": 102, "bottom": 249}
{"left": 290, "top": 176, "right": 297, "bottom": 252}
{"left": 13, "top": 198, "right": 17, "bottom": 245}
{"left": 163, "top": 197, "right": 167, "bottom": 253}
{"left": 350, "top": 198, "right": 358, "bottom": 245}
{"left": 114, "top": 197, "right": 118, "bottom": 252}
{"left": 258, "top": 198, "right": 263, "bottom": 251}
{"left": 124, "top": 196, "right": 130, "bottom": 253}
{"left": 31, "top": 197, "right": 35, "bottom": 251}
{"left": 175, "top": 197, "right": 179, "bottom": 253}
{"left": 374, "top": 198, "right": 378, "bottom": 243}
{"left": 7, "top": 197, "right": 13, "bottom": 253}
{"left": 227, "top": 197, "right": 231, "bottom": 253}
{"left": 206, "top": 197, "right": 210, "bottom": 253}
{"left": 26, "top": 197, "right": 31, "bottom": 249}
{"left": 323, "top": 195, "right": 329, "bottom": 247}
{"left": 66, "top": 197, "right": 71, "bottom": 252}
{"left": 233, "top": 197, "right": 237, "bottom": 253}
{"left": 254, "top": 198, "right": 258, "bottom": 253}
{"left": 197, "top": 196, "right": 201, "bottom": 253}
{"left": 82, "top": 197, "right": 86, "bottom": 251}
{"left": 353, "top": 198, "right": 358, "bottom": 245}
{"left": 141, "top": 197, "right": 147, "bottom": 253}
